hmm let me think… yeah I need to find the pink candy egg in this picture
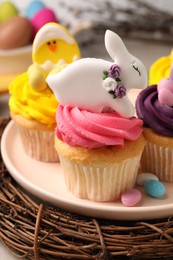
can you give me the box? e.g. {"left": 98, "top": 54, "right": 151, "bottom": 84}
{"left": 121, "top": 189, "right": 142, "bottom": 207}
{"left": 31, "top": 7, "right": 58, "bottom": 37}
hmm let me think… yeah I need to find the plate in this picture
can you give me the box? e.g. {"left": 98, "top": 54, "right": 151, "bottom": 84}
{"left": 1, "top": 120, "right": 173, "bottom": 221}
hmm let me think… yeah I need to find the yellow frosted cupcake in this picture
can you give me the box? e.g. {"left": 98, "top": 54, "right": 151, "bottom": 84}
{"left": 149, "top": 49, "right": 173, "bottom": 85}
{"left": 9, "top": 72, "right": 58, "bottom": 162}
{"left": 9, "top": 22, "right": 81, "bottom": 162}
{"left": 47, "top": 30, "right": 147, "bottom": 201}
{"left": 136, "top": 66, "right": 173, "bottom": 182}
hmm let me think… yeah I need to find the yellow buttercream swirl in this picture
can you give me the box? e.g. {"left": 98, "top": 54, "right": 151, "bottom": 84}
{"left": 9, "top": 72, "right": 58, "bottom": 127}
{"left": 149, "top": 49, "right": 173, "bottom": 85}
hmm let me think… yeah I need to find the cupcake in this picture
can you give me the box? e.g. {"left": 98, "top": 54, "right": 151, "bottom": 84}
{"left": 46, "top": 30, "right": 147, "bottom": 202}
{"left": 136, "top": 66, "right": 173, "bottom": 182}
{"left": 149, "top": 49, "right": 173, "bottom": 85}
{"left": 9, "top": 22, "right": 81, "bottom": 162}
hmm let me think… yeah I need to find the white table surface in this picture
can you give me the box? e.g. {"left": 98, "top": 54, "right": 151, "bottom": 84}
{"left": 0, "top": 38, "right": 172, "bottom": 259}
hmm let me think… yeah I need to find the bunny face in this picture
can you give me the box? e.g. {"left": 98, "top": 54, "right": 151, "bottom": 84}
{"left": 47, "top": 30, "right": 147, "bottom": 118}
{"left": 118, "top": 56, "right": 147, "bottom": 90}
{"left": 105, "top": 30, "right": 147, "bottom": 90}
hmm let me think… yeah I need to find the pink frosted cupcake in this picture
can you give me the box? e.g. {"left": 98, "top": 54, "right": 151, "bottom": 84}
{"left": 47, "top": 30, "right": 147, "bottom": 202}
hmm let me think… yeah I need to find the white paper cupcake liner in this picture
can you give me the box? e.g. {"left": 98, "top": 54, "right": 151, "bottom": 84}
{"left": 59, "top": 154, "right": 141, "bottom": 202}
{"left": 17, "top": 125, "right": 58, "bottom": 162}
{"left": 142, "top": 142, "right": 173, "bottom": 182}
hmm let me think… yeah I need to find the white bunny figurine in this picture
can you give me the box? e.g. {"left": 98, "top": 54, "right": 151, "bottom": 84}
{"left": 46, "top": 30, "right": 147, "bottom": 117}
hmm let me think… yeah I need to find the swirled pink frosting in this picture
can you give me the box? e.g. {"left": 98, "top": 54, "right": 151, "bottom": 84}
{"left": 56, "top": 105, "right": 143, "bottom": 149}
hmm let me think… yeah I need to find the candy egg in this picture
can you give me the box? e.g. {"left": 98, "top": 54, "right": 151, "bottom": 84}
{"left": 26, "top": 0, "right": 45, "bottom": 19}
{"left": 0, "top": 1, "right": 18, "bottom": 23}
{"left": 31, "top": 7, "right": 58, "bottom": 36}
{"left": 121, "top": 189, "right": 142, "bottom": 207}
{"left": 136, "top": 172, "right": 159, "bottom": 186}
{"left": 0, "top": 16, "right": 33, "bottom": 50}
{"left": 144, "top": 179, "right": 166, "bottom": 198}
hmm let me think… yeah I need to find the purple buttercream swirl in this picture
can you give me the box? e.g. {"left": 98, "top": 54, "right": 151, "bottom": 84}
{"left": 136, "top": 85, "right": 173, "bottom": 136}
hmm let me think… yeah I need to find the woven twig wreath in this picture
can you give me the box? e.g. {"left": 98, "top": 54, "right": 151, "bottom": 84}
{"left": 1, "top": 118, "right": 173, "bottom": 260}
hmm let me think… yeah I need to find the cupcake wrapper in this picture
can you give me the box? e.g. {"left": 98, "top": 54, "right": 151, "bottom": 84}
{"left": 17, "top": 125, "right": 58, "bottom": 162}
{"left": 59, "top": 154, "right": 141, "bottom": 202}
{"left": 141, "top": 143, "right": 173, "bottom": 182}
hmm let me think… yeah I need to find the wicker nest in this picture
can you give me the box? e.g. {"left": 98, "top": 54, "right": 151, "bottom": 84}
{"left": 1, "top": 118, "right": 173, "bottom": 260}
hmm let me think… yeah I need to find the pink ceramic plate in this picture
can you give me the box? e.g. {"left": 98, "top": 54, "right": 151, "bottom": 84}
{"left": 1, "top": 120, "right": 173, "bottom": 220}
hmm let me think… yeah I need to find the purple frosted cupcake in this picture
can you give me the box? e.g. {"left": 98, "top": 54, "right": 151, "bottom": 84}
{"left": 136, "top": 66, "right": 173, "bottom": 182}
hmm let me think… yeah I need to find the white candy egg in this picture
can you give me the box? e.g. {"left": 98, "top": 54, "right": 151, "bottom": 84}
{"left": 136, "top": 172, "right": 159, "bottom": 186}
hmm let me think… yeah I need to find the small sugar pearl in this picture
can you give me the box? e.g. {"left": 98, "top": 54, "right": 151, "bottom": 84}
{"left": 136, "top": 173, "right": 159, "bottom": 186}
{"left": 144, "top": 179, "right": 166, "bottom": 198}
{"left": 121, "top": 189, "right": 142, "bottom": 207}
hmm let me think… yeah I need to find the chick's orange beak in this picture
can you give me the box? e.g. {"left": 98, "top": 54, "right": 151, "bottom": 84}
{"left": 49, "top": 44, "right": 57, "bottom": 52}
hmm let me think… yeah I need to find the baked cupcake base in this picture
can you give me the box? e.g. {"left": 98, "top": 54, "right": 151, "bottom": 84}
{"left": 141, "top": 128, "right": 173, "bottom": 182}
{"left": 11, "top": 112, "right": 58, "bottom": 162}
{"left": 55, "top": 135, "right": 145, "bottom": 202}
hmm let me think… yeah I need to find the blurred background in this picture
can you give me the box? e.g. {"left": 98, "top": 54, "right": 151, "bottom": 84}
{"left": 2, "top": 0, "right": 173, "bottom": 44}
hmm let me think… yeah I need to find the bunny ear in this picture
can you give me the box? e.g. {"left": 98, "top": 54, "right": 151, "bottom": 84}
{"left": 105, "top": 30, "right": 130, "bottom": 62}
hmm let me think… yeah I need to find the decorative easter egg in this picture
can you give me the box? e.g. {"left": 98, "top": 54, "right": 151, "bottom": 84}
{"left": 0, "top": 1, "right": 18, "bottom": 23}
{"left": 0, "top": 16, "right": 32, "bottom": 50}
{"left": 136, "top": 172, "right": 159, "bottom": 186}
{"left": 26, "top": 0, "right": 45, "bottom": 19}
{"left": 121, "top": 189, "right": 142, "bottom": 207}
{"left": 32, "top": 23, "right": 80, "bottom": 70}
{"left": 28, "top": 64, "right": 47, "bottom": 91}
{"left": 144, "top": 180, "right": 166, "bottom": 198}
{"left": 31, "top": 7, "right": 58, "bottom": 37}
{"left": 28, "top": 22, "right": 80, "bottom": 90}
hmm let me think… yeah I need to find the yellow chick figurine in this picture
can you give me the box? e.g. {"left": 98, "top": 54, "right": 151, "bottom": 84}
{"left": 28, "top": 22, "right": 81, "bottom": 90}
